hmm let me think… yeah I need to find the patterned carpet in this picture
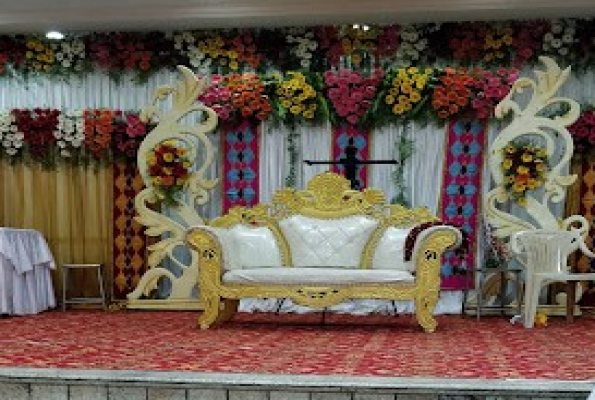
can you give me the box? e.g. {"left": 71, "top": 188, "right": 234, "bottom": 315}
{"left": 0, "top": 310, "right": 594, "bottom": 380}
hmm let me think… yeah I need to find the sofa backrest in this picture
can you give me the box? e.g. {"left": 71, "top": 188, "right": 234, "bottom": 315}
{"left": 279, "top": 215, "right": 379, "bottom": 268}
{"left": 208, "top": 172, "right": 438, "bottom": 272}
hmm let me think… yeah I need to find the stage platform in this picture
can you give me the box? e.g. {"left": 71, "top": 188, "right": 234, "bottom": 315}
{"left": 0, "top": 310, "right": 593, "bottom": 399}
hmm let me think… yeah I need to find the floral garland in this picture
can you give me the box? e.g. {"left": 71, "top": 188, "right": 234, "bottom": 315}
{"left": 568, "top": 108, "right": 595, "bottom": 153}
{"left": 14, "top": 108, "right": 60, "bottom": 166}
{"left": 380, "top": 66, "right": 434, "bottom": 123}
{"left": 501, "top": 141, "right": 549, "bottom": 205}
{"left": 273, "top": 71, "right": 325, "bottom": 126}
{"left": 0, "top": 111, "right": 22, "bottom": 156}
{"left": 112, "top": 113, "right": 148, "bottom": 160}
{"left": 146, "top": 141, "right": 191, "bottom": 206}
{"left": 471, "top": 68, "right": 519, "bottom": 120}
{"left": 83, "top": 109, "right": 114, "bottom": 160}
{"left": 324, "top": 68, "right": 383, "bottom": 126}
{"left": 54, "top": 110, "right": 85, "bottom": 158}
{"left": 431, "top": 68, "right": 478, "bottom": 119}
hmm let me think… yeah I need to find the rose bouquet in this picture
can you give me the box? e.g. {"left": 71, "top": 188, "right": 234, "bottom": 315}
{"left": 323, "top": 68, "right": 383, "bottom": 126}
{"left": 501, "top": 141, "right": 549, "bottom": 205}
{"left": 146, "top": 141, "right": 191, "bottom": 206}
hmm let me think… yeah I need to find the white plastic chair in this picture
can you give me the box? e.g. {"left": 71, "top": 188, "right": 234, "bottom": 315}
{"left": 512, "top": 229, "right": 595, "bottom": 328}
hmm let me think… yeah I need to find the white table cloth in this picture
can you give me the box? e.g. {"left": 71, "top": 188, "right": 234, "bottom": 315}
{"left": 0, "top": 228, "right": 56, "bottom": 315}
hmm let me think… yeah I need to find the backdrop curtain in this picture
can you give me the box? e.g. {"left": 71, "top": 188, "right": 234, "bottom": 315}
{"left": 0, "top": 161, "right": 113, "bottom": 298}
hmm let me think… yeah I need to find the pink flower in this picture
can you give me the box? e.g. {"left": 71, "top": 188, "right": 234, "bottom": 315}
{"left": 211, "top": 74, "right": 222, "bottom": 85}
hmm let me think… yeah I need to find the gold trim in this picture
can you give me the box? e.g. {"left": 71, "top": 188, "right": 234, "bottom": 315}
{"left": 186, "top": 172, "right": 461, "bottom": 332}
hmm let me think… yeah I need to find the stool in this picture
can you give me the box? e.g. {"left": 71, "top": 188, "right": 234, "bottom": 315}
{"left": 61, "top": 264, "right": 107, "bottom": 311}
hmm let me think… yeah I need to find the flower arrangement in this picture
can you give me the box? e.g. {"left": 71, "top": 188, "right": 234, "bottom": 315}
{"left": 13, "top": 108, "right": 60, "bottom": 166}
{"left": 198, "top": 74, "right": 233, "bottom": 121}
{"left": 482, "top": 23, "right": 514, "bottom": 63}
{"left": 273, "top": 71, "right": 323, "bottom": 126}
{"left": 395, "top": 25, "right": 429, "bottom": 66}
{"left": 0, "top": 111, "right": 22, "bottom": 157}
{"left": 381, "top": 66, "right": 434, "bottom": 119}
{"left": 431, "top": 68, "right": 478, "bottom": 119}
{"left": 84, "top": 109, "right": 114, "bottom": 160}
{"left": 448, "top": 23, "right": 487, "bottom": 62}
{"left": 24, "top": 37, "right": 56, "bottom": 74}
{"left": 286, "top": 28, "right": 318, "bottom": 69}
{"left": 112, "top": 113, "right": 149, "bottom": 160}
{"left": 471, "top": 67, "right": 519, "bottom": 120}
{"left": 568, "top": 109, "right": 595, "bottom": 152}
{"left": 54, "top": 110, "right": 85, "bottom": 158}
{"left": 542, "top": 20, "right": 577, "bottom": 59}
{"left": 53, "top": 37, "right": 87, "bottom": 74}
{"left": 229, "top": 33, "right": 262, "bottom": 70}
{"left": 173, "top": 31, "right": 212, "bottom": 72}
{"left": 323, "top": 68, "right": 383, "bottom": 126}
{"left": 501, "top": 141, "right": 549, "bottom": 205}
{"left": 88, "top": 33, "right": 157, "bottom": 78}
{"left": 512, "top": 21, "right": 548, "bottom": 67}
{"left": 146, "top": 142, "right": 191, "bottom": 206}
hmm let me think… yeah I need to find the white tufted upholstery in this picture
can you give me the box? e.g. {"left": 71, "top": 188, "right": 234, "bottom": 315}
{"left": 223, "top": 267, "right": 414, "bottom": 285}
{"left": 372, "top": 227, "right": 412, "bottom": 271}
{"left": 279, "top": 215, "right": 378, "bottom": 268}
{"left": 212, "top": 225, "right": 282, "bottom": 271}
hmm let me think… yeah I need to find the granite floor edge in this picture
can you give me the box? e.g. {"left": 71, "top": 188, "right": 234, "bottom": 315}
{"left": 0, "top": 367, "right": 593, "bottom": 394}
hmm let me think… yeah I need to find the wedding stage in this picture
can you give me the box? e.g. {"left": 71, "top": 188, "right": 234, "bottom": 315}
{"left": 0, "top": 309, "right": 593, "bottom": 399}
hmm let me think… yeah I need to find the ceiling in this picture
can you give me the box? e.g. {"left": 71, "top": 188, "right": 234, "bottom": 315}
{"left": 1, "top": 0, "right": 595, "bottom": 33}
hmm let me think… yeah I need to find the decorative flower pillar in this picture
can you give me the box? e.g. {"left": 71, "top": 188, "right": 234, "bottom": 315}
{"left": 127, "top": 66, "right": 218, "bottom": 310}
{"left": 485, "top": 56, "right": 593, "bottom": 307}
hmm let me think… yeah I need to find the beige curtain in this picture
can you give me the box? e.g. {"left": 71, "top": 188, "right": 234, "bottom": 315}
{"left": 0, "top": 160, "right": 113, "bottom": 299}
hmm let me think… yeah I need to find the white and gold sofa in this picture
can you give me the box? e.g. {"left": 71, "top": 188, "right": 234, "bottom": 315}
{"left": 186, "top": 172, "right": 462, "bottom": 332}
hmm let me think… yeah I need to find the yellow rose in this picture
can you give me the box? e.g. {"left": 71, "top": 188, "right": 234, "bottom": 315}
{"left": 536, "top": 149, "right": 547, "bottom": 158}
{"left": 176, "top": 148, "right": 187, "bottom": 156}
{"left": 407, "top": 66, "right": 419, "bottom": 74}
{"left": 290, "top": 105, "right": 302, "bottom": 115}
{"left": 281, "top": 99, "right": 292, "bottom": 108}
{"left": 505, "top": 145, "right": 515, "bottom": 154}
{"left": 521, "top": 153, "right": 533, "bottom": 163}
{"left": 502, "top": 159, "right": 513, "bottom": 169}
{"left": 536, "top": 162, "right": 546, "bottom": 172}
{"left": 507, "top": 175, "right": 515, "bottom": 183}
{"left": 163, "top": 153, "right": 174, "bottom": 162}
{"left": 392, "top": 104, "right": 405, "bottom": 115}
{"left": 385, "top": 95, "right": 395, "bottom": 105}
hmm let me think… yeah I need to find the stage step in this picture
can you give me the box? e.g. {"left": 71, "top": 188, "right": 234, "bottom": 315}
{"left": 0, "top": 367, "right": 591, "bottom": 400}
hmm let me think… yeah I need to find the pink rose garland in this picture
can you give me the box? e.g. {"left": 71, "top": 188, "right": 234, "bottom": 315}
{"left": 324, "top": 68, "right": 383, "bottom": 126}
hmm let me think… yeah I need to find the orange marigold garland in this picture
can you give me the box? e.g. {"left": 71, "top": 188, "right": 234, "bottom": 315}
{"left": 501, "top": 141, "right": 549, "bottom": 206}
{"left": 146, "top": 141, "right": 191, "bottom": 206}
{"left": 431, "top": 68, "right": 478, "bottom": 119}
{"left": 83, "top": 109, "right": 114, "bottom": 160}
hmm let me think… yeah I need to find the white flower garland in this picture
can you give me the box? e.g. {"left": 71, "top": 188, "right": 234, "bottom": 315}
{"left": 53, "top": 38, "right": 86, "bottom": 71}
{"left": 172, "top": 31, "right": 212, "bottom": 73}
{"left": 54, "top": 110, "right": 85, "bottom": 157}
{"left": 286, "top": 28, "right": 318, "bottom": 69}
{"left": 395, "top": 24, "right": 428, "bottom": 66}
{"left": 0, "top": 112, "right": 23, "bottom": 156}
{"left": 542, "top": 20, "right": 576, "bottom": 57}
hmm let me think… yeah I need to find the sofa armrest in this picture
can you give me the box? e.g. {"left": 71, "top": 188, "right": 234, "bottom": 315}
{"left": 409, "top": 225, "right": 462, "bottom": 286}
{"left": 185, "top": 226, "right": 226, "bottom": 289}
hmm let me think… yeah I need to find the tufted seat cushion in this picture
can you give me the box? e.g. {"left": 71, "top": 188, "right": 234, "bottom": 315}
{"left": 279, "top": 215, "right": 378, "bottom": 268}
{"left": 223, "top": 267, "right": 414, "bottom": 285}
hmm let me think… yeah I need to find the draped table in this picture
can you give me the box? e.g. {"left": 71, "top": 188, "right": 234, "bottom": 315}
{"left": 0, "top": 228, "right": 56, "bottom": 315}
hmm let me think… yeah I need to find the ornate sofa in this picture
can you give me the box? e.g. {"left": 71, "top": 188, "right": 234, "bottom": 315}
{"left": 186, "top": 172, "right": 462, "bottom": 332}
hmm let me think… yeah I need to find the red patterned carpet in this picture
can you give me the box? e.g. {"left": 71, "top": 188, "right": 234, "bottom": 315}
{"left": 0, "top": 310, "right": 593, "bottom": 380}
